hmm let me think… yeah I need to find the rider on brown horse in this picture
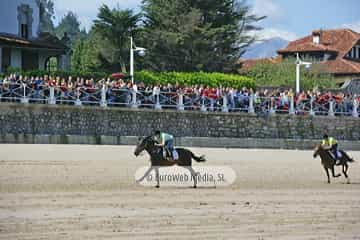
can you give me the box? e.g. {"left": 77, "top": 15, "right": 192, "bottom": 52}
{"left": 154, "top": 130, "right": 178, "bottom": 163}
{"left": 321, "top": 134, "right": 340, "bottom": 165}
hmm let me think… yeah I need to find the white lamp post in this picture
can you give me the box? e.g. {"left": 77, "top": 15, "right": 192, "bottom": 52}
{"left": 295, "top": 53, "right": 312, "bottom": 94}
{"left": 130, "top": 36, "right": 146, "bottom": 84}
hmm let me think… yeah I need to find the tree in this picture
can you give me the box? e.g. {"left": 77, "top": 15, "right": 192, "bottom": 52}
{"left": 93, "top": 5, "right": 141, "bottom": 73}
{"left": 37, "top": 0, "right": 55, "bottom": 33}
{"left": 71, "top": 31, "right": 101, "bottom": 72}
{"left": 140, "top": 0, "right": 264, "bottom": 72}
{"left": 245, "top": 58, "right": 337, "bottom": 90}
{"left": 55, "top": 11, "right": 84, "bottom": 45}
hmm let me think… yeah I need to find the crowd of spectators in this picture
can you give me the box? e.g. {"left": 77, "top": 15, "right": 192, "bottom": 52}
{"left": 0, "top": 73, "right": 359, "bottom": 116}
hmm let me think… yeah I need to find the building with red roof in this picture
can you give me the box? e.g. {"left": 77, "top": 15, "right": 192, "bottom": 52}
{"left": 277, "top": 28, "right": 360, "bottom": 82}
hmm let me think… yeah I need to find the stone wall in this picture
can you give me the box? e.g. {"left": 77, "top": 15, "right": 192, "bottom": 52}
{"left": 0, "top": 103, "right": 359, "bottom": 149}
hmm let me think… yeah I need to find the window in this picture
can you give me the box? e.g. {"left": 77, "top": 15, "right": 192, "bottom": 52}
{"left": 21, "top": 24, "right": 28, "bottom": 38}
{"left": 313, "top": 35, "right": 320, "bottom": 44}
{"left": 324, "top": 53, "right": 331, "bottom": 61}
{"left": 351, "top": 47, "right": 355, "bottom": 58}
{"left": 1, "top": 48, "right": 11, "bottom": 71}
{"left": 17, "top": 4, "right": 33, "bottom": 38}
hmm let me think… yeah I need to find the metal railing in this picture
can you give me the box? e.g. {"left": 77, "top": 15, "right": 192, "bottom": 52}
{"left": 0, "top": 82, "right": 359, "bottom": 118}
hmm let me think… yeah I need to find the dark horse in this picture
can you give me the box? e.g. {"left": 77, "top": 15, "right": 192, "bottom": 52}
{"left": 134, "top": 136, "right": 206, "bottom": 188}
{"left": 313, "top": 144, "right": 355, "bottom": 184}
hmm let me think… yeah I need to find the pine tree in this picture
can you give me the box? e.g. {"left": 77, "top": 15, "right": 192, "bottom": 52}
{"left": 55, "top": 11, "right": 83, "bottom": 45}
{"left": 141, "top": 0, "right": 264, "bottom": 72}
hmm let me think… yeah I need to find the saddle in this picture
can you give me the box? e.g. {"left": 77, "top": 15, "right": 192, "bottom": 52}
{"left": 162, "top": 148, "right": 179, "bottom": 162}
{"left": 328, "top": 150, "right": 342, "bottom": 160}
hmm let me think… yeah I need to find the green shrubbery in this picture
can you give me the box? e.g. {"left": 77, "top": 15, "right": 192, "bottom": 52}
{"left": 135, "top": 71, "right": 255, "bottom": 89}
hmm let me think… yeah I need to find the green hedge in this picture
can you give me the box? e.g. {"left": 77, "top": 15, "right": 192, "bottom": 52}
{"left": 135, "top": 71, "right": 255, "bottom": 89}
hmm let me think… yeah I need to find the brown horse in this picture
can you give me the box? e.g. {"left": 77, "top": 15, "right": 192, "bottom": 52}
{"left": 313, "top": 144, "right": 355, "bottom": 183}
{"left": 134, "top": 136, "right": 206, "bottom": 188}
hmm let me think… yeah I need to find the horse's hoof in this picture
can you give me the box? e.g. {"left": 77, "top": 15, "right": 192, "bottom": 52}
{"left": 193, "top": 185, "right": 197, "bottom": 189}
{"left": 155, "top": 185, "right": 160, "bottom": 188}
{"left": 347, "top": 179, "right": 351, "bottom": 184}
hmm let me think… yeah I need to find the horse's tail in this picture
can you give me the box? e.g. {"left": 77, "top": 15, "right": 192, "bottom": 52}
{"left": 191, "top": 152, "right": 206, "bottom": 162}
{"left": 340, "top": 150, "right": 355, "bottom": 163}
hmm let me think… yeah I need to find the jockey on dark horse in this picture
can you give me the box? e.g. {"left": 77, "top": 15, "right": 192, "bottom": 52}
{"left": 154, "top": 130, "right": 179, "bottom": 163}
{"left": 321, "top": 134, "right": 340, "bottom": 165}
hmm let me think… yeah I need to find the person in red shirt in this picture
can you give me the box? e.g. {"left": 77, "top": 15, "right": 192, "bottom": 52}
{"left": 202, "top": 86, "right": 210, "bottom": 98}
{"left": 209, "top": 87, "right": 217, "bottom": 100}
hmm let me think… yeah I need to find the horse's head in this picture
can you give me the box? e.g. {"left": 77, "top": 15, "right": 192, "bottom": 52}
{"left": 134, "top": 136, "right": 155, "bottom": 157}
{"left": 313, "top": 144, "right": 323, "bottom": 158}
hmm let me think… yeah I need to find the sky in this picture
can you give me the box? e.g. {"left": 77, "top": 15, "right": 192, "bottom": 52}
{"left": 53, "top": 0, "right": 360, "bottom": 41}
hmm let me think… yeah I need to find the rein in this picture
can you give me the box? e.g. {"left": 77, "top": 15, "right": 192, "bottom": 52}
{"left": 142, "top": 137, "right": 161, "bottom": 156}
{"left": 318, "top": 147, "right": 334, "bottom": 161}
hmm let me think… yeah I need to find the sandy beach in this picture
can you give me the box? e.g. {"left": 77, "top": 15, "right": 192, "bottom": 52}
{"left": 0, "top": 144, "right": 359, "bottom": 239}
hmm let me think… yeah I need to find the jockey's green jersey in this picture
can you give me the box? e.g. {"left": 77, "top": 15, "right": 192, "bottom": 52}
{"left": 322, "top": 137, "right": 337, "bottom": 146}
{"left": 155, "top": 132, "right": 173, "bottom": 144}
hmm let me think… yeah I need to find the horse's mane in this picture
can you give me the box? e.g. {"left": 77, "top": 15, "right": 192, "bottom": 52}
{"left": 316, "top": 144, "right": 334, "bottom": 158}
{"left": 315, "top": 144, "right": 327, "bottom": 151}
{"left": 143, "top": 136, "right": 156, "bottom": 144}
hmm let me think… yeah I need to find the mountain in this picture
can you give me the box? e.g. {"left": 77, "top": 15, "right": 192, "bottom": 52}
{"left": 242, "top": 37, "right": 289, "bottom": 59}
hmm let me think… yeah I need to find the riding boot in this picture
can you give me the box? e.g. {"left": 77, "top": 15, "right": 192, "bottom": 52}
{"left": 167, "top": 151, "right": 177, "bottom": 163}
{"left": 333, "top": 152, "right": 340, "bottom": 165}
{"left": 162, "top": 148, "right": 167, "bottom": 159}
{"left": 167, "top": 154, "right": 177, "bottom": 163}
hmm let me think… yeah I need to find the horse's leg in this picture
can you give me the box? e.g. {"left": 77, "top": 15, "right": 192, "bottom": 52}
{"left": 343, "top": 163, "right": 350, "bottom": 184}
{"left": 185, "top": 166, "right": 198, "bottom": 188}
{"left": 331, "top": 166, "right": 341, "bottom": 178}
{"left": 342, "top": 163, "right": 348, "bottom": 178}
{"left": 324, "top": 166, "right": 330, "bottom": 183}
{"left": 155, "top": 167, "right": 160, "bottom": 188}
{"left": 136, "top": 166, "right": 154, "bottom": 183}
